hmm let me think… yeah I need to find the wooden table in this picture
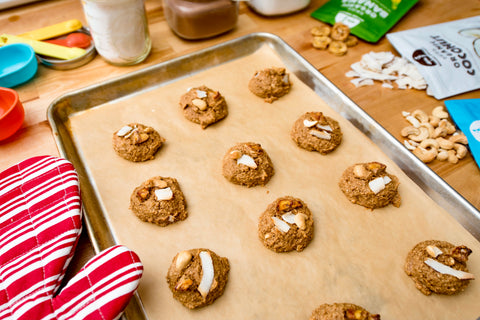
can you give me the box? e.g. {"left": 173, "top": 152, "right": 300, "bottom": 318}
{"left": 1, "top": 0, "right": 479, "bottom": 288}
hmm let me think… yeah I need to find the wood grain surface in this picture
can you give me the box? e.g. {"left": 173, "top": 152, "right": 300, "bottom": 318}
{"left": 1, "top": 0, "right": 479, "bottom": 298}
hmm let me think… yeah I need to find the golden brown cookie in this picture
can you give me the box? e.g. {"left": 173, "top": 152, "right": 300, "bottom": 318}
{"left": 166, "top": 248, "right": 230, "bottom": 309}
{"left": 405, "top": 240, "right": 474, "bottom": 295}
{"left": 248, "top": 67, "right": 292, "bottom": 103}
{"left": 222, "top": 142, "right": 274, "bottom": 187}
{"left": 338, "top": 162, "right": 401, "bottom": 209}
{"left": 179, "top": 85, "right": 228, "bottom": 129}
{"left": 310, "top": 303, "right": 380, "bottom": 320}
{"left": 130, "top": 176, "right": 187, "bottom": 226}
{"left": 258, "top": 196, "right": 314, "bottom": 253}
{"left": 291, "top": 111, "right": 342, "bottom": 154}
{"left": 112, "top": 123, "right": 165, "bottom": 162}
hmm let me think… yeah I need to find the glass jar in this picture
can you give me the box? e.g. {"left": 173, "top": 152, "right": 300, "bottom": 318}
{"left": 163, "top": 0, "right": 239, "bottom": 40}
{"left": 81, "top": 0, "right": 152, "bottom": 65}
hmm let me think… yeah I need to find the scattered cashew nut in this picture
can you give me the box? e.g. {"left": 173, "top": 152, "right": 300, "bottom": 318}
{"left": 413, "top": 146, "right": 437, "bottom": 163}
{"left": 432, "top": 106, "right": 449, "bottom": 119}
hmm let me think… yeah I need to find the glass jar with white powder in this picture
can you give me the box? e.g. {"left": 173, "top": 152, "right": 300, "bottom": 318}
{"left": 81, "top": 0, "right": 151, "bottom": 65}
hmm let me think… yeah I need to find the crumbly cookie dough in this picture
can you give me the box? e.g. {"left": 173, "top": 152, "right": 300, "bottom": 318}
{"left": 404, "top": 240, "right": 474, "bottom": 295}
{"left": 310, "top": 303, "right": 380, "bottom": 320}
{"left": 291, "top": 111, "right": 342, "bottom": 154}
{"left": 338, "top": 162, "right": 401, "bottom": 209}
{"left": 258, "top": 196, "right": 314, "bottom": 253}
{"left": 179, "top": 85, "right": 228, "bottom": 129}
{"left": 166, "top": 248, "right": 230, "bottom": 309}
{"left": 130, "top": 176, "right": 187, "bottom": 226}
{"left": 222, "top": 142, "right": 275, "bottom": 187}
{"left": 248, "top": 67, "right": 291, "bottom": 103}
{"left": 112, "top": 123, "right": 165, "bottom": 162}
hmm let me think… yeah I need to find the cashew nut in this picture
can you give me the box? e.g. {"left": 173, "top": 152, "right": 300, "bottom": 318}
{"left": 401, "top": 126, "right": 419, "bottom": 137}
{"left": 436, "top": 149, "right": 449, "bottom": 161}
{"left": 453, "top": 143, "right": 468, "bottom": 159}
{"left": 409, "top": 126, "right": 430, "bottom": 142}
{"left": 420, "top": 122, "right": 435, "bottom": 138}
{"left": 412, "top": 109, "right": 429, "bottom": 124}
{"left": 447, "top": 150, "right": 459, "bottom": 164}
{"left": 420, "top": 138, "right": 439, "bottom": 150}
{"left": 438, "top": 119, "right": 456, "bottom": 135}
{"left": 406, "top": 115, "right": 421, "bottom": 128}
{"left": 403, "top": 140, "right": 418, "bottom": 151}
{"left": 428, "top": 115, "right": 440, "bottom": 127}
{"left": 413, "top": 146, "right": 437, "bottom": 163}
{"left": 433, "top": 126, "right": 448, "bottom": 138}
{"left": 436, "top": 137, "right": 454, "bottom": 150}
{"left": 449, "top": 133, "right": 468, "bottom": 145}
{"left": 432, "top": 106, "right": 449, "bottom": 119}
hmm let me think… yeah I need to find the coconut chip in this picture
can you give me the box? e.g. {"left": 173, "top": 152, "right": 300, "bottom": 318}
{"left": 155, "top": 187, "right": 173, "bottom": 201}
{"left": 303, "top": 119, "right": 318, "bottom": 128}
{"left": 346, "top": 51, "right": 427, "bottom": 91}
{"left": 272, "top": 216, "right": 290, "bottom": 233}
{"left": 281, "top": 212, "right": 296, "bottom": 224}
{"left": 424, "top": 258, "right": 475, "bottom": 280}
{"left": 383, "top": 176, "right": 392, "bottom": 185}
{"left": 198, "top": 251, "right": 215, "bottom": 298}
{"left": 237, "top": 154, "right": 257, "bottom": 169}
{"left": 316, "top": 124, "right": 332, "bottom": 132}
{"left": 116, "top": 125, "right": 133, "bottom": 137}
{"left": 426, "top": 245, "right": 443, "bottom": 258}
{"left": 368, "top": 177, "right": 385, "bottom": 194}
{"left": 309, "top": 129, "right": 331, "bottom": 140}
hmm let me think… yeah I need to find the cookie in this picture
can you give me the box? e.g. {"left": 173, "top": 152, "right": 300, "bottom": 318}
{"left": 179, "top": 85, "right": 228, "bottom": 129}
{"left": 222, "top": 142, "right": 274, "bottom": 187}
{"left": 248, "top": 67, "right": 291, "bottom": 103}
{"left": 258, "top": 196, "right": 314, "bottom": 253}
{"left": 291, "top": 111, "right": 342, "bottom": 154}
{"left": 404, "top": 240, "right": 474, "bottom": 295}
{"left": 338, "top": 162, "right": 401, "bottom": 209}
{"left": 166, "top": 248, "right": 230, "bottom": 309}
{"left": 310, "top": 303, "right": 380, "bottom": 320}
{"left": 113, "top": 123, "right": 165, "bottom": 162}
{"left": 130, "top": 176, "right": 187, "bottom": 226}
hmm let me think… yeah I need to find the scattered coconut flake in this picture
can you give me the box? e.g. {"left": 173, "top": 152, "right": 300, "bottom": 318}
{"left": 124, "top": 127, "right": 138, "bottom": 138}
{"left": 196, "top": 90, "right": 207, "bottom": 98}
{"left": 368, "top": 177, "right": 386, "bottom": 194}
{"left": 426, "top": 245, "right": 443, "bottom": 258}
{"left": 309, "top": 129, "right": 331, "bottom": 140}
{"left": 272, "top": 216, "right": 290, "bottom": 233}
{"left": 116, "top": 125, "right": 133, "bottom": 137}
{"left": 155, "top": 187, "right": 173, "bottom": 201}
{"left": 281, "top": 212, "right": 296, "bottom": 224}
{"left": 237, "top": 154, "right": 257, "bottom": 169}
{"left": 424, "top": 258, "right": 475, "bottom": 280}
{"left": 316, "top": 124, "right": 332, "bottom": 132}
{"left": 198, "top": 251, "right": 215, "bottom": 298}
{"left": 282, "top": 74, "right": 289, "bottom": 84}
{"left": 383, "top": 176, "right": 392, "bottom": 185}
{"left": 303, "top": 119, "right": 318, "bottom": 127}
{"left": 346, "top": 51, "right": 428, "bottom": 91}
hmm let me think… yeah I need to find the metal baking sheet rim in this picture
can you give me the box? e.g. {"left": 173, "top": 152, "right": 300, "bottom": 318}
{"left": 47, "top": 32, "right": 480, "bottom": 320}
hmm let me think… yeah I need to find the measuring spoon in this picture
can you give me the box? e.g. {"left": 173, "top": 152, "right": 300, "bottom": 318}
{"left": 44, "top": 32, "right": 92, "bottom": 49}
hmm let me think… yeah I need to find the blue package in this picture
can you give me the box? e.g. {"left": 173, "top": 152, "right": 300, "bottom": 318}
{"left": 444, "top": 99, "right": 480, "bottom": 169}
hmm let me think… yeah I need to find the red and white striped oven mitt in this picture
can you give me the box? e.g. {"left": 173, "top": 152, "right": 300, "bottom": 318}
{"left": 0, "top": 156, "right": 143, "bottom": 320}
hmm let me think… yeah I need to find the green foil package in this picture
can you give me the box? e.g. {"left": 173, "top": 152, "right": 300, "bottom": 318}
{"left": 311, "top": 0, "right": 418, "bottom": 43}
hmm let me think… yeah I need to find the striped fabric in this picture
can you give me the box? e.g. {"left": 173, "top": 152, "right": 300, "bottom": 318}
{"left": 0, "top": 156, "right": 143, "bottom": 320}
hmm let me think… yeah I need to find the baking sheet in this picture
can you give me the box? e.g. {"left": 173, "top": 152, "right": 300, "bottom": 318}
{"left": 48, "top": 34, "right": 480, "bottom": 320}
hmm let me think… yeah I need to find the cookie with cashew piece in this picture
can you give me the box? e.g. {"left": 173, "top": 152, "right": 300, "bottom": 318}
{"left": 291, "top": 111, "right": 342, "bottom": 154}
{"left": 166, "top": 248, "right": 230, "bottom": 309}
{"left": 130, "top": 176, "right": 187, "bottom": 226}
{"left": 113, "top": 123, "right": 165, "bottom": 162}
{"left": 310, "top": 302, "right": 380, "bottom": 320}
{"left": 405, "top": 240, "right": 474, "bottom": 295}
{"left": 338, "top": 162, "right": 401, "bottom": 209}
{"left": 222, "top": 142, "right": 274, "bottom": 187}
{"left": 248, "top": 67, "right": 292, "bottom": 103}
{"left": 180, "top": 85, "right": 228, "bottom": 129}
{"left": 258, "top": 196, "right": 314, "bottom": 253}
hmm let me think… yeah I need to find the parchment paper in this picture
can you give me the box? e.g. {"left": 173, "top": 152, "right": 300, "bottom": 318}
{"left": 69, "top": 46, "right": 480, "bottom": 320}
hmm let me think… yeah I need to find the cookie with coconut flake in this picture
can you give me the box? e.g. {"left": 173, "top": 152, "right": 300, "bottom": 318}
{"left": 180, "top": 85, "right": 228, "bottom": 129}
{"left": 258, "top": 196, "right": 314, "bottom": 253}
{"left": 291, "top": 111, "right": 342, "bottom": 154}
{"left": 130, "top": 176, "right": 187, "bottom": 226}
{"left": 310, "top": 302, "right": 380, "bottom": 320}
{"left": 166, "top": 248, "right": 230, "bottom": 309}
{"left": 338, "top": 162, "right": 401, "bottom": 209}
{"left": 248, "top": 67, "right": 291, "bottom": 103}
{"left": 113, "top": 123, "right": 165, "bottom": 162}
{"left": 405, "top": 240, "right": 474, "bottom": 295}
{"left": 222, "top": 142, "right": 275, "bottom": 187}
